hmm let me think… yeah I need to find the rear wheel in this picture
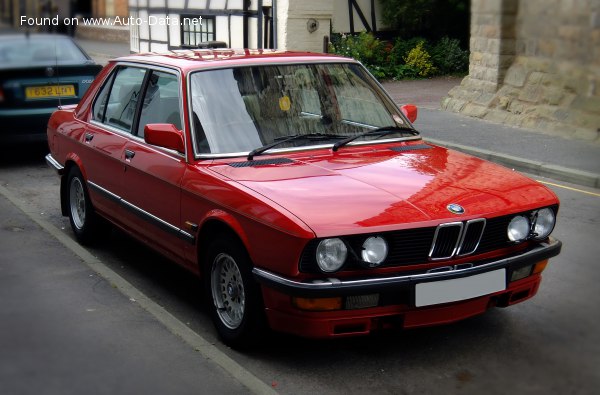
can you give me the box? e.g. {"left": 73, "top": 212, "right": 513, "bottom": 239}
{"left": 66, "top": 166, "right": 99, "bottom": 244}
{"left": 205, "top": 235, "right": 265, "bottom": 348}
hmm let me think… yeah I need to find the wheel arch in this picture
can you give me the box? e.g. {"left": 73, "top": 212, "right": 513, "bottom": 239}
{"left": 196, "top": 212, "right": 252, "bottom": 275}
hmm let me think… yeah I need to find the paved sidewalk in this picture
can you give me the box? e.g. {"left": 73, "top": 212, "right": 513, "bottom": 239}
{"left": 0, "top": 192, "right": 251, "bottom": 395}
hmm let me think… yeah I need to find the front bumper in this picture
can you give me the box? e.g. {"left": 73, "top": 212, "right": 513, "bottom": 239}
{"left": 253, "top": 238, "right": 561, "bottom": 297}
{"left": 254, "top": 238, "right": 561, "bottom": 338}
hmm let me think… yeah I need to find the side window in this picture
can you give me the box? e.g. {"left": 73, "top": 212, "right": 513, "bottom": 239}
{"left": 92, "top": 72, "right": 115, "bottom": 122}
{"left": 104, "top": 67, "right": 147, "bottom": 133}
{"left": 137, "top": 71, "right": 181, "bottom": 138}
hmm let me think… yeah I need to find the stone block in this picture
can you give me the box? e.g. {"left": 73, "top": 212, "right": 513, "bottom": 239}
{"left": 571, "top": 96, "right": 600, "bottom": 114}
{"left": 559, "top": 26, "right": 583, "bottom": 41}
{"left": 474, "top": 92, "right": 496, "bottom": 106}
{"left": 508, "top": 100, "right": 525, "bottom": 114}
{"left": 498, "top": 95, "right": 512, "bottom": 109}
{"left": 462, "top": 103, "right": 489, "bottom": 118}
{"left": 537, "top": 39, "right": 556, "bottom": 58}
{"left": 545, "top": 87, "right": 565, "bottom": 106}
{"left": 528, "top": 71, "right": 546, "bottom": 84}
{"left": 484, "top": 109, "right": 510, "bottom": 123}
{"left": 504, "top": 65, "right": 527, "bottom": 87}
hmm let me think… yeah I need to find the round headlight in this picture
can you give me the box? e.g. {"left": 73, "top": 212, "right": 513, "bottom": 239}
{"left": 508, "top": 215, "right": 530, "bottom": 242}
{"left": 533, "top": 208, "right": 555, "bottom": 239}
{"left": 361, "top": 236, "right": 388, "bottom": 266}
{"left": 316, "top": 238, "right": 347, "bottom": 273}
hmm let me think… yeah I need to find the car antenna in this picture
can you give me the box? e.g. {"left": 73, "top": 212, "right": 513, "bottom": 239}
{"left": 54, "top": 33, "right": 62, "bottom": 109}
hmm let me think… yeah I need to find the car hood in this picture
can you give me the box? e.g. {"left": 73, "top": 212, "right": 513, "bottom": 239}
{"left": 209, "top": 144, "right": 558, "bottom": 237}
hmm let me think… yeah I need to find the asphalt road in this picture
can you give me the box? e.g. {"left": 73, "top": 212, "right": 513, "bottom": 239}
{"left": 1, "top": 144, "right": 599, "bottom": 394}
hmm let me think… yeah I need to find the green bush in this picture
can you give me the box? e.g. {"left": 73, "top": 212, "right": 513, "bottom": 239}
{"left": 430, "top": 36, "right": 469, "bottom": 74}
{"left": 329, "top": 32, "right": 389, "bottom": 76}
{"left": 329, "top": 32, "right": 468, "bottom": 80}
{"left": 403, "top": 41, "right": 436, "bottom": 77}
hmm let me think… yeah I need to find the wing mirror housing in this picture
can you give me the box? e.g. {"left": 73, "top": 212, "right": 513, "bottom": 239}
{"left": 144, "top": 123, "right": 185, "bottom": 153}
{"left": 400, "top": 104, "right": 418, "bottom": 123}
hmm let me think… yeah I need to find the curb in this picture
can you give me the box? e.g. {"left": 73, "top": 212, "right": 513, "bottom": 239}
{"left": 425, "top": 137, "right": 600, "bottom": 189}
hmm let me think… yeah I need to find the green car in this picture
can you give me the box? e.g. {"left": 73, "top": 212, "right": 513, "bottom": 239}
{"left": 0, "top": 33, "right": 102, "bottom": 144}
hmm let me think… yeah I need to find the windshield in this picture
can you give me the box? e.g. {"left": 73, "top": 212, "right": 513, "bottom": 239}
{"left": 0, "top": 35, "right": 90, "bottom": 68}
{"left": 189, "top": 62, "right": 414, "bottom": 156}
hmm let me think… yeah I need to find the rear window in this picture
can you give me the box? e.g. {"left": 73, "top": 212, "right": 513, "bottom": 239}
{"left": 0, "top": 36, "right": 89, "bottom": 67}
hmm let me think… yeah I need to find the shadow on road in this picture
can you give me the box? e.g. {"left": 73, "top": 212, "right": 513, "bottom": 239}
{"left": 0, "top": 143, "right": 48, "bottom": 168}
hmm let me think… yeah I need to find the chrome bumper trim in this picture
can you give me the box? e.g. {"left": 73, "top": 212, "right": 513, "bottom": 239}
{"left": 45, "top": 153, "right": 64, "bottom": 175}
{"left": 252, "top": 238, "right": 562, "bottom": 297}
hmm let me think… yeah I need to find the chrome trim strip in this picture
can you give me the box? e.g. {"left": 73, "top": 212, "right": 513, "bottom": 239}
{"left": 457, "top": 218, "right": 487, "bottom": 256}
{"left": 87, "top": 181, "right": 195, "bottom": 244}
{"left": 45, "top": 154, "right": 64, "bottom": 175}
{"left": 429, "top": 222, "right": 464, "bottom": 260}
{"left": 88, "top": 181, "right": 120, "bottom": 203}
{"left": 253, "top": 238, "right": 562, "bottom": 296}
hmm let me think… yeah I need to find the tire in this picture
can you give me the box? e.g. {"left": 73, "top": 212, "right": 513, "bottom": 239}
{"left": 205, "top": 234, "right": 265, "bottom": 349}
{"left": 66, "top": 166, "right": 100, "bottom": 244}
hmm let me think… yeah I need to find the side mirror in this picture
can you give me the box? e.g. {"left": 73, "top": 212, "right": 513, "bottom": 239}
{"left": 144, "top": 123, "right": 185, "bottom": 153}
{"left": 400, "top": 104, "right": 418, "bottom": 123}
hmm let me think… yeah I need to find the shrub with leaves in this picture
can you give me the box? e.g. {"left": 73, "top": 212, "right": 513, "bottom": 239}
{"left": 329, "top": 32, "right": 392, "bottom": 79}
{"left": 403, "top": 41, "right": 436, "bottom": 77}
{"left": 430, "top": 36, "right": 469, "bottom": 74}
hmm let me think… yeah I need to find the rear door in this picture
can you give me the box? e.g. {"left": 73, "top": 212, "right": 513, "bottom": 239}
{"left": 82, "top": 65, "right": 147, "bottom": 222}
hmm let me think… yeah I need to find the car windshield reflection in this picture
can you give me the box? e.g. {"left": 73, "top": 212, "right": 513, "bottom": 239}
{"left": 189, "top": 63, "right": 416, "bottom": 156}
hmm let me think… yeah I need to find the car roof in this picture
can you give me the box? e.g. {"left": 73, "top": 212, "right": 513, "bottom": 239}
{"left": 113, "top": 49, "right": 355, "bottom": 73}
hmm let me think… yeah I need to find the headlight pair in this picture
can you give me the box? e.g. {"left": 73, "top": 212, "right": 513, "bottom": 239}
{"left": 315, "top": 236, "right": 388, "bottom": 273}
{"left": 507, "top": 207, "right": 556, "bottom": 242}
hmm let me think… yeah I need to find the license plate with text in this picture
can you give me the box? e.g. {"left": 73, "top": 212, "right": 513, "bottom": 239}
{"left": 25, "top": 85, "right": 76, "bottom": 99}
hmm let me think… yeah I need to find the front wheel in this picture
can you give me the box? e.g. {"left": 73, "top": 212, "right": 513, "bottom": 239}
{"left": 66, "top": 166, "right": 100, "bottom": 244}
{"left": 205, "top": 235, "right": 265, "bottom": 348}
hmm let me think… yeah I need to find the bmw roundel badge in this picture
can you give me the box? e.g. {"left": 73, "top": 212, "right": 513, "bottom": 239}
{"left": 447, "top": 203, "right": 465, "bottom": 215}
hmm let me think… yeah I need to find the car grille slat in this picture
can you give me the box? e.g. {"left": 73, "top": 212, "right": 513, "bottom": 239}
{"left": 458, "top": 219, "right": 486, "bottom": 256}
{"left": 429, "top": 223, "right": 462, "bottom": 260}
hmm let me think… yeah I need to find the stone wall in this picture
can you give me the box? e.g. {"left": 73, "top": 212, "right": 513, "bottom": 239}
{"left": 442, "top": 0, "right": 600, "bottom": 141}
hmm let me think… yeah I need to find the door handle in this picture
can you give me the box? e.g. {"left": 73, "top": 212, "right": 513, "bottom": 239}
{"left": 124, "top": 149, "right": 136, "bottom": 160}
{"left": 85, "top": 132, "right": 94, "bottom": 142}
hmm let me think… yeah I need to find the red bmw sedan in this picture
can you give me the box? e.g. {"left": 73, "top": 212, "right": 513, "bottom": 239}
{"left": 46, "top": 49, "right": 561, "bottom": 348}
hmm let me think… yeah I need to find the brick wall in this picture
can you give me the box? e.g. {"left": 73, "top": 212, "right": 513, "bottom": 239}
{"left": 443, "top": 0, "right": 600, "bottom": 141}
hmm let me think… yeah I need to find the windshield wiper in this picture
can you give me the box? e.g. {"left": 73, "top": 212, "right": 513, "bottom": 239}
{"left": 247, "top": 133, "right": 345, "bottom": 160}
{"left": 332, "top": 126, "right": 419, "bottom": 152}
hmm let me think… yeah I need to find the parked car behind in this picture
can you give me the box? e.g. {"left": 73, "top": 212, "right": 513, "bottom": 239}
{"left": 0, "top": 33, "right": 102, "bottom": 144}
{"left": 45, "top": 49, "right": 561, "bottom": 348}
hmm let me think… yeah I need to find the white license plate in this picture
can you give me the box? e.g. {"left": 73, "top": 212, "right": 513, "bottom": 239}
{"left": 415, "top": 269, "right": 506, "bottom": 307}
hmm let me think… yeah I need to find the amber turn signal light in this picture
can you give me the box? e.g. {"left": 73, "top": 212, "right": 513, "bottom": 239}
{"left": 292, "top": 296, "right": 343, "bottom": 311}
{"left": 533, "top": 259, "right": 549, "bottom": 274}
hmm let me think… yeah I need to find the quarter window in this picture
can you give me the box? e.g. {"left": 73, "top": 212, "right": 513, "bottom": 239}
{"left": 181, "top": 15, "right": 215, "bottom": 47}
{"left": 103, "top": 67, "right": 147, "bottom": 133}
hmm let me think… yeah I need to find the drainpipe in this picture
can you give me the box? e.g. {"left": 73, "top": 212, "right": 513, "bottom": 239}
{"left": 272, "top": 0, "right": 277, "bottom": 49}
{"left": 243, "top": 0, "right": 249, "bottom": 48}
{"left": 257, "top": 0, "right": 263, "bottom": 49}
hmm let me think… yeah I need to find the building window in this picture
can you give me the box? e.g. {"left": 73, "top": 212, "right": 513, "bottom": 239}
{"left": 181, "top": 15, "right": 215, "bottom": 47}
